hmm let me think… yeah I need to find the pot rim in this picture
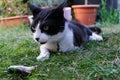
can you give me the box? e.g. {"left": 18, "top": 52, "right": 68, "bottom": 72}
{"left": 72, "top": 5, "right": 100, "bottom": 8}
{"left": 0, "top": 15, "right": 28, "bottom": 20}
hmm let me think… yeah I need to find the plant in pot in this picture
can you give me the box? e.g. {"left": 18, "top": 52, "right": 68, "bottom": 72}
{"left": 72, "top": 0, "right": 99, "bottom": 26}
{"left": 0, "top": 0, "right": 29, "bottom": 27}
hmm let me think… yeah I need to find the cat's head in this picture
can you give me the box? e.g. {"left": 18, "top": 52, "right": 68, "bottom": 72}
{"left": 28, "top": 1, "right": 67, "bottom": 44}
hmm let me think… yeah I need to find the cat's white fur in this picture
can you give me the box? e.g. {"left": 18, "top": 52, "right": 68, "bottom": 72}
{"left": 35, "top": 22, "right": 74, "bottom": 61}
{"left": 89, "top": 32, "right": 103, "bottom": 41}
{"left": 28, "top": 16, "right": 103, "bottom": 61}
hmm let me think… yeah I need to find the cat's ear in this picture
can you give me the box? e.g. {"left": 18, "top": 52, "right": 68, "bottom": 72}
{"left": 54, "top": 0, "right": 67, "bottom": 11}
{"left": 28, "top": 3, "right": 41, "bottom": 17}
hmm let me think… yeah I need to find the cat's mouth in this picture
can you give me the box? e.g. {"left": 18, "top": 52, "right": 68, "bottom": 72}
{"left": 40, "top": 42, "right": 47, "bottom": 44}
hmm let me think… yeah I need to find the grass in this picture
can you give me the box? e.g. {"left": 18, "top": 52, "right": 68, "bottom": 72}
{"left": 0, "top": 24, "right": 120, "bottom": 80}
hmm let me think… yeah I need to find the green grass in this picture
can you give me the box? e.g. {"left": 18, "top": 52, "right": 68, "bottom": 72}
{"left": 0, "top": 25, "right": 120, "bottom": 80}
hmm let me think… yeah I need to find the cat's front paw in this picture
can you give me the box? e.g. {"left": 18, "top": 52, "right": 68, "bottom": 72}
{"left": 36, "top": 52, "right": 50, "bottom": 61}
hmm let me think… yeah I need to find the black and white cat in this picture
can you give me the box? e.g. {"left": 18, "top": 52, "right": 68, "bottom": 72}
{"left": 28, "top": 1, "right": 103, "bottom": 61}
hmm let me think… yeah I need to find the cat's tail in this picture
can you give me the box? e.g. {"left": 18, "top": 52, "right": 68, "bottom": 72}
{"left": 89, "top": 26, "right": 102, "bottom": 34}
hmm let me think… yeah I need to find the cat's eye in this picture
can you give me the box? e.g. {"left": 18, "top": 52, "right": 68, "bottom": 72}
{"left": 43, "top": 26, "right": 49, "bottom": 31}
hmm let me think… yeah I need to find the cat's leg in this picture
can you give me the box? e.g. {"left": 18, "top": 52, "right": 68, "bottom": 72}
{"left": 59, "top": 37, "right": 74, "bottom": 52}
{"left": 58, "top": 28, "right": 75, "bottom": 52}
{"left": 89, "top": 32, "right": 103, "bottom": 41}
{"left": 36, "top": 42, "right": 57, "bottom": 61}
{"left": 59, "top": 42, "right": 74, "bottom": 52}
{"left": 36, "top": 44, "right": 50, "bottom": 61}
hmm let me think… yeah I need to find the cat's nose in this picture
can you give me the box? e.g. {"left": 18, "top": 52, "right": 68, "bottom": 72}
{"left": 35, "top": 38, "right": 40, "bottom": 41}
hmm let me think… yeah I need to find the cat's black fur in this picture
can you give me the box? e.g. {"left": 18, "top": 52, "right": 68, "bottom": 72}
{"left": 28, "top": 0, "right": 103, "bottom": 61}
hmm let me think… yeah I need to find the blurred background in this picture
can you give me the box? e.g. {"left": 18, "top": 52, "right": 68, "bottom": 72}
{"left": 0, "top": 0, "right": 119, "bottom": 24}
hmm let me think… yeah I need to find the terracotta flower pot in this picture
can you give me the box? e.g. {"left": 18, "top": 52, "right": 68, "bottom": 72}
{"left": 72, "top": 5, "right": 99, "bottom": 26}
{"left": 0, "top": 15, "right": 29, "bottom": 28}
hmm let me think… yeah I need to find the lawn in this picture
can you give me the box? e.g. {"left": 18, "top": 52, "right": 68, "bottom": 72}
{"left": 0, "top": 24, "right": 120, "bottom": 80}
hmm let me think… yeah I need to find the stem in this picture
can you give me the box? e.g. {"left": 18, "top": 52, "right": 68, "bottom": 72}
{"left": 48, "top": 0, "right": 52, "bottom": 7}
{"left": 118, "top": 1, "right": 120, "bottom": 24}
{"left": 119, "top": 8, "right": 120, "bottom": 24}
{"left": 85, "top": 0, "right": 88, "bottom": 5}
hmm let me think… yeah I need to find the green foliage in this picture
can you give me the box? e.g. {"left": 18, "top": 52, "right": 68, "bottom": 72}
{"left": 0, "top": 0, "right": 28, "bottom": 17}
{"left": 29, "top": 0, "right": 64, "bottom": 7}
{"left": 99, "top": 0, "right": 119, "bottom": 24}
{"left": 0, "top": 24, "right": 120, "bottom": 79}
{"left": 0, "top": 0, "right": 64, "bottom": 17}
